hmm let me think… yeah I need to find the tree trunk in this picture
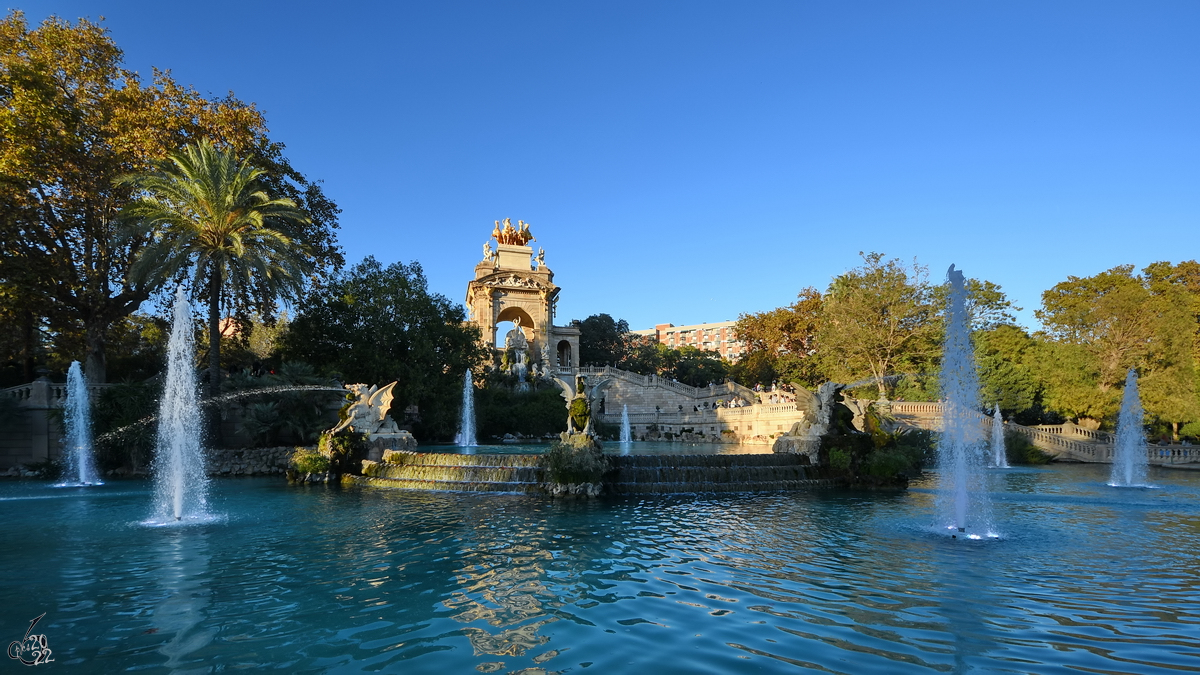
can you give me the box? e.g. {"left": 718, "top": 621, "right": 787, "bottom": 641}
{"left": 84, "top": 317, "right": 107, "bottom": 384}
{"left": 1172, "top": 421, "right": 1180, "bottom": 442}
{"left": 20, "top": 310, "right": 35, "bottom": 383}
{"left": 208, "top": 270, "right": 222, "bottom": 399}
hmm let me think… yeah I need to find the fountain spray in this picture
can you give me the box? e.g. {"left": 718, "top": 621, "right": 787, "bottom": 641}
{"left": 935, "top": 265, "right": 994, "bottom": 536}
{"left": 62, "top": 361, "right": 101, "bottom": 485}
{"left": 455, "top": 370, "right": 477, "bottom": 447}
{"left": 150, "top": 288, "right": 210, "bottom": 523}
{"left": 1110, "top": 369, "right": 1148, "bottom": 487}
{"left": 991, "top": 406, "right": 1008, "bottom": 468}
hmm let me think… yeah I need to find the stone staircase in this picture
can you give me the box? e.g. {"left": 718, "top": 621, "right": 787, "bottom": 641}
{"left": 345, "top": 451, "right": 842, "bottom": 495}
{"left": 351, "top": 453, "right": 545, "bottom": 493}
{"left": 607, "top": 453, "right": 839, "bottom": 494}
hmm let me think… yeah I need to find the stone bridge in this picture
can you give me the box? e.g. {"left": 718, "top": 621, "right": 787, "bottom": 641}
{"left": 886, "top": 401, "right": 1200, "bottom": 468}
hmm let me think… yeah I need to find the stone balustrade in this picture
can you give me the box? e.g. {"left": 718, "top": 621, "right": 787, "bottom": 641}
{"left": 889, "top": 399, "right": 1199, "bottom": 467}
{"left": 1, "top": 378, "right": 117, "bottom": 469}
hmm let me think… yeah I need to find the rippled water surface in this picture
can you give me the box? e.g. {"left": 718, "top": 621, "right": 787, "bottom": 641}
{"left": 3, "top": 464, "right": 1199, "bottom": 673}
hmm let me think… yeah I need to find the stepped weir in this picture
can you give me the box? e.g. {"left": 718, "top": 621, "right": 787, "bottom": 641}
{"left": 345, "top": 451, "right": 840, "bottom": 494}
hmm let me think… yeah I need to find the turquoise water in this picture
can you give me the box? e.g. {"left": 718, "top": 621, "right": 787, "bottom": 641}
{"left": 2, "top": 464, "right": 1199, "bottom": 673}
{"left": 431, "top": 441, "right": 765, "bottom": 455}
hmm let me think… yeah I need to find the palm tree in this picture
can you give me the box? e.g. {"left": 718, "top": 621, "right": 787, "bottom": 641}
{"left": 121, "top": 140, "right": 314, "bottom": 397}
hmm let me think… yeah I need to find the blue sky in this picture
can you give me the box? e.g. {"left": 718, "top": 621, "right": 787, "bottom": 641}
{"left": 21, "top": 1, "right": 1200, "bottom": 331}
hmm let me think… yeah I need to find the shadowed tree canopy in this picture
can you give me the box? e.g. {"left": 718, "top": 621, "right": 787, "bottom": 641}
{"left": 974, "top": 324, "right": 1039, "bottom": 417}
{"left": 578, "top": 313, "right": 631, "bottom": 366}
{"left": 280, "top": 257, "right": 489, "bottom": 440}
{"left": 0, "top": 11, "right": 341, "bottom": 382}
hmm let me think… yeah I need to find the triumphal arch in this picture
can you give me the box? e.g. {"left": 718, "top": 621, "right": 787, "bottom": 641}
{"left": 466, "top": 218, "right": 580, "bottom": 370}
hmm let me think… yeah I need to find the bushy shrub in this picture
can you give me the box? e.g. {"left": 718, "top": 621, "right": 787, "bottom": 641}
{"left": 863, "top": 448, "right": 922, "bottom": 477}
{"left": 1180, "top": 421, "right": 1200, "bottom": 441}
{"left": 1004, "top": 430, "right": 1051, "bottom": 465}
{"left": 318, "top": 429, "right": 370, "bottom": 474}
{"left": 475, "top": 385, "right": 567, "bottom": 439}
{"left": 23, "top": 458, "right": 63, "bottom": 480}
{"left": 92, "top": 380, "right": 160, "bottom": 471}
{"left": 593, "top": 420, "right": 619, "bottom": 440}
{"left": 291, "top": 447, "right": 330, "bottom": 474}
{"left": 544, "top": 438, "right": 608, "bottom": 485}
{"left": 224, "top": 362, "right": 340, "bottom": 446}
{"left": 829, "top": 448, "right": 851, "bottom": 471}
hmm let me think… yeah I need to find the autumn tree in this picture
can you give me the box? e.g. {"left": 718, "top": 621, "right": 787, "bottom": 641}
{"left": 731, "top": 287, "right": 823, "bottom": 387}
{"left": 0, "top": 11, "right": 341, "bottom": 382}
{"left": 818, "top": 253, "right": 939, "bottom": 399}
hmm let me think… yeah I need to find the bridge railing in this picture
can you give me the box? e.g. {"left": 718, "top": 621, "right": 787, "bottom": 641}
{"left": 1, "top": 379, "right": 116, "bottom": 408}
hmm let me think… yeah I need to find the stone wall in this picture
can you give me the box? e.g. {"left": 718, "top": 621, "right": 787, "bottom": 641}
{"left": 591, "top": 369, "right": 808, "bottom": 445}
{"left": 205, "top": 446, "right": 297, "bottom": 476}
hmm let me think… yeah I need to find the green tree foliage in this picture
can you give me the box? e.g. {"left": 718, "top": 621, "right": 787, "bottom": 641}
{"left": 621, "top": 341, "right": 729, "bottom": 387}
{"left": 578, "top": 313, "right": 631, "bottom": 366}
{"left": 974, "top": 324, "right": 1039, "bottom": 416}
{"left": 280, "top": 257, "right": 489, "bottom": 440}
{"left": 1035, "top": 263, "right": 1199, "bottom": 433}
{"left": 671, "top": 346, "right": 730, "bottom": 387}
{"left": 0, "top": 11, "right": 340, "bottom": 383}
{"left": 1037, "top": 266, "right": 1157, "bottom": 395}
{"left": 818, "top": 252, "right": 939, "bottom": 399}
{"left": 120, "top": 140, "right": 315, "bottom": 396}
{"left": 732, "top": 287, "right": 823, "bottom": 387}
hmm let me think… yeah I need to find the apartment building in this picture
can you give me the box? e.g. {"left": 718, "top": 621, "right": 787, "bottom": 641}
{"left": 631, "top": 321, "right": 745, "bottom": 361}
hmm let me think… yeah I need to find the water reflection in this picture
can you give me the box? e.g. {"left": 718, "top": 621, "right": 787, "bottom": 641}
{"left": 2, "top": 468, "right": 1200, "bottom": 673}
{"left": 152, "top": 530, "right": 215, "bottom": 672}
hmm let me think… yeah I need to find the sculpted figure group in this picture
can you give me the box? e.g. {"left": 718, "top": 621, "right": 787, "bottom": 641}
{"left": 492, "top": 217, "right": 536, "bottom": 246}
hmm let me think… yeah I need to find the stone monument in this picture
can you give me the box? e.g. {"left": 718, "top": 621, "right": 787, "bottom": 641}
{"left": 465, "top": 218, "right": 580, "bottom": 373}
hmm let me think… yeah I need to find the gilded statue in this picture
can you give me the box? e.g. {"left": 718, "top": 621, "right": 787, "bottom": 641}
{"left": 492, "top": 217, "right": 536, "bottom": 247}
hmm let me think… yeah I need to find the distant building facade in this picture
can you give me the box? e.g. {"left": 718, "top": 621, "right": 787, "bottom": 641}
{"left": 631, "top": 321, "right": 745, "bottom": 361}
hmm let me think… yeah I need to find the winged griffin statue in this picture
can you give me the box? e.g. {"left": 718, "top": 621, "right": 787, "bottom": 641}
{"left": 330, "top": 382, "right": 400, "bottom": 435}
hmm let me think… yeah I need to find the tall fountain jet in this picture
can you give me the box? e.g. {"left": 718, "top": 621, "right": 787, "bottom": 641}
{"left": 455, "top": 370, "right": 477, "bottom": 447}
{"left": 1110, "top": 369, "right": 1148, "bottom": 487}
{"left": 619, "top": 404, "right": 632, "bottom": 453}
{"left": 935, "top": 265, "right": 994, "bottom": 536}
{"left": 991, "top": 407, "right": 1009, "bottom": 468}
{"left": 62, "top": 361, "right": 101, "bottom": 485}
{"left": 151, "top": 288, "right": 210, "bottom": 522}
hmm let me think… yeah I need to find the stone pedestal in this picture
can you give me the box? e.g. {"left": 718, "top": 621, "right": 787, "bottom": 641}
{"left": 367, "top": 431, "right": 417, "bottom": 461}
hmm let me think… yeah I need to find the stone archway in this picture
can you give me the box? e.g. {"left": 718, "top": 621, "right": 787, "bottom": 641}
{"left": 465, "top": 219, "right": 580, "bottom": 370}
{"left": 495, "top": 306, "right": 536, "bottom": 348}
{"left": 557, "top": 340, "right": 573, "bottom": 367}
